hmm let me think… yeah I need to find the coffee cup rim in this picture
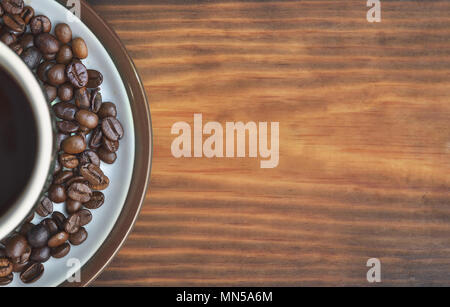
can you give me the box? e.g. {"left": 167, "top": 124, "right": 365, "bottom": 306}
{"left": 0, "top": 43, "right": 54, "bottom": 240}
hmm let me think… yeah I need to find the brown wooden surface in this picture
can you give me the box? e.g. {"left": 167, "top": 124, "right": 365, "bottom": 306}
{"left": 90, "top": 0, "right": 450, "bottom": 286}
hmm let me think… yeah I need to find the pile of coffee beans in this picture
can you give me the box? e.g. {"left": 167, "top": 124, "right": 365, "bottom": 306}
{"left": 0, "top": 0, "right": 124, "bottom": 285}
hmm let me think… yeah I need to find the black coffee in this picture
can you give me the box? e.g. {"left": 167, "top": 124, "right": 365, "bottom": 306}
{"left": 0, "top": 68, "right": 37, "bottom": 215}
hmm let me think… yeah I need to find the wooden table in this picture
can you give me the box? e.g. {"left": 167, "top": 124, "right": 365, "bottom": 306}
{"left": 91, "top": 0, "right": 450, "bottom": 286}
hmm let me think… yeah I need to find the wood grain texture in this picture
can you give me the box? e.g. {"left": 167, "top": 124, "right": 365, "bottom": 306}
{"left": 90, "top": 0, "right": 450, "bottom": 286}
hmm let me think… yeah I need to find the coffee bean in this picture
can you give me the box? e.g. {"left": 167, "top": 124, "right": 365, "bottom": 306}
{"left": 0, "top": 258, "right": 13, "bottom": 277}
{"left": 0, "top": 32, "right": 16, "bottom": 45}
{"left": 1, "top": 0, "right": 24, "bottom": 15}
{"left": 66, "top": 199, "right": 82, "bottom": 214}
{"left": 79, "top": 163, "right": 105, "bottom": 186}
{"left": 53, "top": 170, "right": 74, "bottom": 185}
{"left": 97, "top": 102, "right": 117, "bottom": 119}
{"left": 64, "top": 214, "right": 81, "bottom": 234}
{"left": 79, "top": 150, "right": 100, "bottom": 166}
{"left": 43, "top": 84, "right": 57, "bottom": 102}
{"left": 97, "top": 147, "right": 117, "bottom": 164}
{"left": 47, "top": 64, "right": 67, "bottom": 86}
{"left": 62, "top": 135, "right": 86, "bottom": 154}
{"left": 56, "top": 44, "right": 73, "bottom": 64}
{"left": 89, "top": 174, "right": 110, "bottom": 191}
{"left": 43, "top": 52, "right": 56, "bottom": 61}
{"left": 48, "top": 231, "right": 69, "bottom": 248}
{"left": 19, "top": 33, "right": 34, "bottom": 49}
{"left": 67, "top": 182, "right": 92, "bottom": 203}
{"left": 51, "top": 212, "right": 66, "bottom": 230}
{"left": 55, "top": 23, "right": 72, "bottom": 44}
{"left": 69, "top": 227, "right": 88, "bottom": 246}
{"left": 74, "top": 87, "right": 90, "bottom": 109}
{"left": 20, "top": 5, "right": 34, "bottom": 24}
{"left": 35, "top": 33, "right": 60, "bottom": 54}
{"left": 30, "top": 15, "right": 51, "bottom": 34}
{"left": 65, "top": 176, "right": 87, "bottom": 187}
{"left": 37, "top": 61, "right": 54, "bottom": 82}
{"left": 90, "top": 88, "right": 102, "bottom": 113}
{"left": 36, "top": 197, "right": 53, "bottom": 217}
{"left": 66, "top": 61, "right": 88, "bottom": 88}
{"left": 27, "top": 224, "right": 49, "bottom": 248}
{"left": 57, "top": 120, "right": 79, "bottom": 134}
{"left": 103, "top": 137, "right": 120, "bottom": 153}
{"left": 59, "top": 153, "right": 79, "bottom": 169}
{"left": 102, "top": 117, "right": 124, "bottom": 141}
{"left": 76, "top": 110, "right": 98, "bottom": 129}
{"left": 53, "top": 102, "right": 78, "bottom": 121}
{"left": 5, "top": 234, "right": 29, "bottom": 263}
{"left": 30, "top": 246, "right": 51, "bottom": 263}
{"left": 58, "top": 83, "right": 74, "bottom": 101}
{"left": 20, "top": 262, "right": 44, "bottom": 284}
{"left": 19, "top": 222, "right": 34, "bottom": 236}
{"left": 13, "top": 261, "right": 28, "bottom": 273}
{"left": 89, "top": 127, "right": 103, "bottom": 149}
{"left": 77, "top": 209, "right": 92, "bottom": 226}
{"left": 56, "top": 133, "right": 69, "bottom": 151}
{"left": 72, "top": 37, "right": 88, "bottom": 59}
{"left": 51, "top": 243, "right": 70, "bottom": 259}
{"left": 20, "top": 47, "right": 42, "bottom": 69}
{"left": 3, "top": 13, "right": 25, "bottom": 33}
{"left": 87, "top": 70, "right": 103, "bottom": 88}
{"left": 48, "top": 184, "right": 67, "bottom": 203}
{"left": 83, "top": 191, "right": 105, "bottom": 210}
{"left": 0, "top": 274, "right": 13, "bottom": 286}
{"left": 53, "top": 159, "right": 62, "bottom": 175}
{"left": 41, "top": 218, "right": 59, "bottom": 236}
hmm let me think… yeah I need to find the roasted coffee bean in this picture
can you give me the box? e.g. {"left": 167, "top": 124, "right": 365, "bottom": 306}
{"left": 102, "top": 117, "right": 124, "bottom": 141}
{"left": 54, "top": 23, "right": 72, "bottom": 44}
{"left": 20, "top": 262, "right": 44, "bottom": 284}
{"left": 47, "top": 63, "right": 67, "bottom": 86}
{"left": 27, "top": 224, "right": 49, "bottom": 248}
{"left": 51, "top": 243, "right": 70, "bottom": 259}
{"left": 78, "top": 126, "right": 91, "bottom": 137}
{"left": 89, "top": 127, "right": 103, "bottom": 149}
{"left": 30, "top": 246, "right": 51, "bottom": 263}
{"left": 0, "top": 32, "right": 16, "bottom": 45}
{"left": 77, "top": 209, "right": 92, "bottom": 226}
{"left": 43, "top": 52, "right": 56, "bottom": 61}
{"left": 79, "top": 163, "right": 105, "bottom": 186}
{"left": 48, "top": 231, "right": 69, "bottom": 248}
{"left": 64, "top": 214, "right": 81, "bottom": 234}
{"left": 48, "top": 184, "right": 67, "bottom": 203}
{"left": 10, "top": 42, "right": 22, "bottom": 55}
{"left": 66, "top": 199, "right": 82, "bottom": 214}
{"left": 66, "top": 176, "right": 87, "bottom": 187}
{"left": 53, "top": 159, "right": 61, "bottom": 175}
{"left": 51, "top": 212, "right": 66, "bottom": 230}
{"left": 19, "top": 222, "right": 34, "bottom": 236}
{"left": 57, "top": 120, "right": 79, "bottom": 134}
{"left": 37, "top": 61, "right": 54, "bottom": 82}
{"left": 5, "top": 234, "right": 29, "bottom": 263}
{"left": 20, "top": 47, "right": 42, "bottom": 69}
{"left": 103, "top": 137, "right": 119, "bottom": 153}
{"left": 13, "top": 261, "right": 28, "bottom": 273}
{"left": 19, "top": 33, "right": 34, "bottom": 49}
{"left": 89, "top": 173, "right": 110, "bottom": 191}
{"left": 56, "top": 44, "right": 73, "bottom": 64}
{"left": 59, "top": 153, "right": 79, "bottom": 169}
{"left": 89, "top": 88, "right": 102, "bottom": 113}
{"left": 56, "top": 133, "right": 69, "bottom": 152}
{"left": 0, "top": 258, "right": 13, "bottom": 278}
{"left": 66, "top": 61, "right": 88, "bottom": 88}
{"left": 62, "top": 135, "right": 86, "bottom": 154}
{"left": 20, "top": 5, "right": 34, "bottom": 24}
{"left": 2, "top": 0, "right": 24, "bottom": 15}
{"left": 72, "top": 37, "right": 88, "bottom": 59}
{"left": 79, "top": 150, "right": 100, "bottom": 166}
{"left": 3, "top": 13, "right": 25, "bottom": 33}
{"left": 36, "top": 197, "right": 53, "bottom": 217}
{"left": 67, "top": 182, "right": 92, "bottom": 203}
{"left": 58, "top": 83, "right": 74, "bottom": 101}
{"left": 30, "top": 15, "right": 51, "bottom": 34}
{"left": 53, "top": 102, "right": 78, "bottom": 121}
{"left": 74, "top": 87, "right": 90, "bottom": 109}
{"left": 25, "top": 212, "right": 34, "bottom": 223}
{"left": 35, "top": 33, "right": 60, "bottom": 54}
{"left": 97, "top": 102, "right": 117, "bottom": 119}
{"left": 83, "top": 191, "right": 105, "bottom": 210}
{"left": 76, "top": 110, "right": 98, "bottom": 129}
{"left": 69, "top": 227, "right": 88, "bottom": 246}
{"left": 87, "top": 70, "right": 103, "bottom": 88}
{"left": 0, "top": 272, "right": 13, "bottom": 286}
{"left": 41, "top": 218, "right": 59, "bottom": 236}
{"left": 43, "top": 84, "right": 57, "bottom": 102}
{"left": 97, "top": 147, "right": 117, "bottom": 164}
